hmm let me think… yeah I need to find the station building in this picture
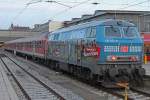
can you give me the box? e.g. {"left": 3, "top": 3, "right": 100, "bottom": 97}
{"left": 64, "top": 10, "right": 150, "bottom": 32}
{"left": 32, "top": 10, "right": 150, "bottom": 33}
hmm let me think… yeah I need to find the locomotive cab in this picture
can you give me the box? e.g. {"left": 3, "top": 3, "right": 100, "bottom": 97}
{"left": 96, "top": 20, "right": 145, "bottom": 86}
{"left": 103, "top": 22, "right": 142, "bottom": 63}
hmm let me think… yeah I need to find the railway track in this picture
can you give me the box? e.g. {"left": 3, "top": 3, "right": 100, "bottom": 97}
{"left": 2, "top": 53, "right": 150, "bottom": 100}
{"left": 111, "top": 88, "right": 150, "bottom": 100}
{"left": 98, "top": 78, "right": 150, "bottom": 99}
{"left": 0, "top": 54, "right": 65, "bottom": 100}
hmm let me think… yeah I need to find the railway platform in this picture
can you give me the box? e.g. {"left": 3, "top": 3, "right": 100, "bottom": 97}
{"left": 0, "top": 60, "right": 19, "bottom": 100}
{"left": 143, "top": 62, "right": 150, "bottom": 76}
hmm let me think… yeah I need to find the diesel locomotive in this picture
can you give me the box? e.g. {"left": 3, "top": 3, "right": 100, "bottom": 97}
{"left": 4, "top": 19, "right": 145, "bottom": 87}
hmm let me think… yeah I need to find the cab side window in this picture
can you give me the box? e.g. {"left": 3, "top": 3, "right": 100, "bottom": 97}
{"left": 86, "top": 27, "right": 96, "bottom": 38}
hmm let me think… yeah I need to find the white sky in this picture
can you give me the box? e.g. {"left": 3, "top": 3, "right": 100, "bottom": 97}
{"left": 0, "top": 0, "right": 150, "bottom": 29}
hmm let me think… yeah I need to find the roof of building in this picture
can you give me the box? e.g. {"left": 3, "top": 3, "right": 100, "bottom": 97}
{"left": 5, "top": 32, "right": 48, "bottom": 43}
{"left": 66, "top": 10, "right": 150, "bottom": 25}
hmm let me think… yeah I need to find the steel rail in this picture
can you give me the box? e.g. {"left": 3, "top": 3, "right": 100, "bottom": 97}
{"left": 1, "top": 54, "right": 65, "bottom": 100}
{"left": 130, "top": 87, "right": 150, "bottom": 97}
{"left": 0, "top": 55, "right": 31, "bottom": 100}
{"left": 4, "top": 53, "right": 150, "bottom": 100}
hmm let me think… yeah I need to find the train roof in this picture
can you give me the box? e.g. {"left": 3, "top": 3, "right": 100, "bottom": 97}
{"left": 51, "top": 19, "right": 135, "bottom": 34}
{"left": 5, "top": 32, "right": 48, "bottom": 44}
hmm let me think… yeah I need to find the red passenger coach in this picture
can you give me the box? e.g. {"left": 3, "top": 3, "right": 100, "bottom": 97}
{"left": 142, "top": 32, "right": 150, "bottom": 61}
{"left": 5, "top": 33, "right": 48, "bottom": 59}
{"left": 33, "top": 34, "right": 48, "bottom": 58}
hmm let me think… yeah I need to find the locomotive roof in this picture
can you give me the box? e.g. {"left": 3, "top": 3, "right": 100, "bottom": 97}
{"left": 51, "top": 19, "right": 135, "bottom": 34}
{"left": 6, "top": 32, "right": 48, "bottom": 43}
{"left": 6, "top": 19, "right": 135, "bottom": 44}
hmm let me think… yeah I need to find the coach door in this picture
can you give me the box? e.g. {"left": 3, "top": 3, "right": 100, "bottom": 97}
{"left": 76, "top": 39, "right": 82, "bottom": 66}
{"left": 68, "top": 40, "right": 78, "bottom": 65}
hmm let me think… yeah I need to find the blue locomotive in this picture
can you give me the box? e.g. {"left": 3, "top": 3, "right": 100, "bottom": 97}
{"left": 5, "top": 19, "right": 145, "bottom": 87}
{"left": 48, "top": 19, "right": 145, "bottom": 86}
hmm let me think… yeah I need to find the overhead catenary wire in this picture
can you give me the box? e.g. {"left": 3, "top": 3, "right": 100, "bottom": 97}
{"left": 12, "top": 0, "right": 35, "bottom": 23}
{"left": 12, "top": 5, "right": 29, "bottom": 21}
{"left": 11, "top": 0, "right": 150, "bottom": 27}
{"left": 119, "top": 0, "right": 150, "bottom": 10}
{"left": 39, "top": 0, "right": 95, "bottom": 24}
{"left": 49, "top": 0, "right": 94, "bottom": 20}
{"left": 26, "top": 0, "right": 42, "bottom": 5}
{"left": 45, "top": 0, "right": 72, "bottom": 8}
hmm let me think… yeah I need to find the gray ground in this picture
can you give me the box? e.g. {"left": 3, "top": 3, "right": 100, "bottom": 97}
{"left": 6, "top": 52, "right": 121, "bottom": 100}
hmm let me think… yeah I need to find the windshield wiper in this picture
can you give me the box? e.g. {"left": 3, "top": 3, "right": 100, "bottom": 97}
{"left": 110, "top": 25, "right": 117, "bottom": 32}
{"left": 125, "top": 26, "right": 130, "bottom": 33}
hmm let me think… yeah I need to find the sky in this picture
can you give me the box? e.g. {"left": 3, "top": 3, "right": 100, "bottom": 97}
{"left": 0, "top": 0, "right": 150, "bottom": 29}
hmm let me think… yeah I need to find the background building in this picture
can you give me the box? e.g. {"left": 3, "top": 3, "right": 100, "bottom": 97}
{"left": 0, "top": 30, "right": 40, "bottom": 42}
{"left": 32, "top": 20, "right": 64, "bottom": 32}
{"left": 0, "top": 24, "right": 39, "bottom": 42}
{"left": 32, "top": 10, "right": 150, "bottom": 33}
{"left": 65, "top": 10, "right": 150, "bottom": 32}
{"left": 9, "top": 24, "right": 31, "bottom": 31}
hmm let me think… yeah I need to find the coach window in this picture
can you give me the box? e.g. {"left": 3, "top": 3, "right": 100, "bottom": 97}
{"left": 86, "top": 27, "right": 96, "bottom": 38}
{"left": 38, "top": 41, "right": 40, "bottom": 48}
{"left": 41, "top": 41, "right": 43, "bottom": 47}
{"left": 48, "top": 34, "right": 51, "bottom": 40}
{"left": 54, "top": 34, "right": 59, "bottom": 40}
{"left": 51, "top": 34, "right": 54, "bottom": 40}
{"left": 48, "top": 34, "right": 52, "bottom": 40}
{"left": 39, "top": 41, "right": 42, "bottom": 47}
{"left": 64, "top": 32, "right": 70, "bottom": 40}
{"left": 80, "top": 29, "right": 86, "bottom": 38}
{"left": 35, "top": 41, "right": 36, "bottom": 47}
{"left": 91, "top": 27, "right": 96, "bottom": 37}
{"left": 71, "top": 31, "right": 76, "bottom": 39}
{"left": 75, "top": 30, "right": 80, "bottom": 39}
{"left": 61, "top": 33, "right": 65, "bottom": 41}
{"left": 86, "top": 27, "right": 92, "bottom": 38}
{"left": 29, "top": 42, "right": 31, "bottom": 48}
{"left": 36, "top": 41, "right": 38, "bottom": 48}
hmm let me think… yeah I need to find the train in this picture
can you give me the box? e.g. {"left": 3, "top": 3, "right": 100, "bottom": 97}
{"left": 4, "top": 19, "right": 145, "bottom": 87}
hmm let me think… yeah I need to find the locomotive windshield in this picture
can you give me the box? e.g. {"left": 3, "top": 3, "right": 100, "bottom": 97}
{"left": 105, "top": 26, "right": 121, "bottom": 38}
{"left": 105, "top": 26, "right": 139, "bottom": 38}
{"left": 123, "top": 27, "right": 138, "bottom": 38}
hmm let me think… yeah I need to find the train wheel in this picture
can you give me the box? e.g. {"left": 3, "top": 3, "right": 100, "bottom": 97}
{"left": 91, "top": 74, "right": 98, "bottom": 85}
{"left": 81, "top": 68, "right": 91, "bottom": 81}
